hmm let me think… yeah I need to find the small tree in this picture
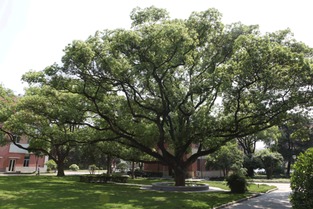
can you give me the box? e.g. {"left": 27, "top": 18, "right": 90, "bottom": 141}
{"left": 237, "top": 127, "right": 280, "bottom": 177}
{"left": 243, "top": 154, "right": 262, "bottom": 177}
{"left": 275, "top": 113, "right": 313, "bottom": 177}
{"left": 255, "top": 149, "right": 283, "bottom": 179}
{"left": 290, "top": 148, "right": 313, "bottom": 209}
{"left": 206, "top": 142, "right": 244, "bottom": 177}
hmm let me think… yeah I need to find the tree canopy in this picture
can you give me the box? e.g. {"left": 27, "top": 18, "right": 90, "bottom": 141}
{"left": 3, "top": 86, "right": 91, "bottom": 176}
{"left": 0, "top": 84, "right": 17, "bottom": 145}
{"left": 22, "top": 7, "right": 313, "bottom": 185}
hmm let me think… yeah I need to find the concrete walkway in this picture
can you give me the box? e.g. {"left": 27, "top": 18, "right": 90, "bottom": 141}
{"left": 222, "top": 183, "right": 292, "bottom": 209}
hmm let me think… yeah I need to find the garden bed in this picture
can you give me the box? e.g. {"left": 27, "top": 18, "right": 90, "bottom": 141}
{"left": 151, "top": 182, "right": 209, "bottom": 191}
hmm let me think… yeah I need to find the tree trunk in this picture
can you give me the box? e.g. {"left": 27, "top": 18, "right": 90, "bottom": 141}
{"left": 131, "top": 161, "right": 135, "bottom": 179}
{"left": 35, "top": 155, "right": 39, "bottom": 173}
{"left": 247, "top": 167, "right": 254, "bottom": 177}
{"left": 286, "top": 159, "right": 291, "bottom": 177}
{"left": 173, "top": 167, "right": 187, "bottom": 186}
{"left": 106, "top": 155, "right": 112, "bottom": 175}
{"left": 265, "top": 166, "right": 273, "bottom": 179}
{"left": 225, "top": 169, "right": 229, "bottom": 177}
{"left": 56, "top": 162, "right": 65, "bottom": 177}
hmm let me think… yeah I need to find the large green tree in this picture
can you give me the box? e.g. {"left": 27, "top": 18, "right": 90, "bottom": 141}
{"left": 3, "top": 86, "right": 91, "bottom": 176}
{"left": 24, "top": 7, "right": 313, "bottom": 185}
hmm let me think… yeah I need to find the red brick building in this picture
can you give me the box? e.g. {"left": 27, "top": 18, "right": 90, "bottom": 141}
{"left": 144, "top": 144, "right": 223, "bottom": 178}
{"left": 0, "top": 136, "right": 47, "bottom": 173}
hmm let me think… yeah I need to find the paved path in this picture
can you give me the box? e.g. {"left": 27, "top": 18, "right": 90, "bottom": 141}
{"left": 223, "top": 183, "right": 292, "bottom": 209}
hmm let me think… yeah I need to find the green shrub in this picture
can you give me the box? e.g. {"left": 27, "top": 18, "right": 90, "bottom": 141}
{"left": 290, "top": 148, "right": 313, "bottom": 209}
{"left": 226, "top": 173, "right": 248, "bottom": 194}
{"left": 69, "top": 164, "right": 79, "bottom": 171}
{"left": 45, "top": 160, "right": 57, "bottom": 172}
{"left": 79, "top": 174, "right": 128, "bottom": 183}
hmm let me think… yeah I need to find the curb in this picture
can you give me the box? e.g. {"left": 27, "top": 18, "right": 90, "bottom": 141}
{"left": 214, "top": 188, "right": 278, "bottom": 209}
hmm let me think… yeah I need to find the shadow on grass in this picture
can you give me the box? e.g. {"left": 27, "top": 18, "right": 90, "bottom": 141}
{"left": 0, "top": 176, "right": 249, "bottom": 209}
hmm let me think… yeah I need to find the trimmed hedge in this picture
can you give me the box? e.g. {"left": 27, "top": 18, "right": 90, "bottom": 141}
{"left": 80, "top": 174, "right": 129, "bottom": 183}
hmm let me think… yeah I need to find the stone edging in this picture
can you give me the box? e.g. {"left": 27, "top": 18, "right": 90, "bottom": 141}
{"left": 213, "top": 188, "right": 278, "bottom": 209}
{"left": 151, "top": 182, "right": 209, "bottom": 192}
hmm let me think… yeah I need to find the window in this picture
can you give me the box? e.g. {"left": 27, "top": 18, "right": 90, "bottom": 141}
{"left": 23, "top": 155, "right": 30, "bottom": 167}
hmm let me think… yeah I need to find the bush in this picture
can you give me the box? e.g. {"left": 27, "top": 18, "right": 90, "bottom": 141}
{"left": 146, "top": 171, "right": 163, "bottom": 178}
{"left": 45, "top": 160, "right": 57, "bottom": 173}
{"left": 209, "top": 177, "right": 225, "bottom": 181}
{"left": 226, "top": 173, "right": 248, "bottom": 194}
{"left": 290, "top": 148, "right": 313, "bottom": 209}
{"left": 69, "top": 164, "right": 79, "bottom": 171}
{"left": 127, "top": 169, "right": 149, "bottom": 177}
{"left": 79, "top": 174, "right": 129, "bottom": 183}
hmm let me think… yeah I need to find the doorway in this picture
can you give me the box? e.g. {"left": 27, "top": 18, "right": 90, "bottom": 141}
{"left": 8, "top": 159, "right": 16, "bottom": 172}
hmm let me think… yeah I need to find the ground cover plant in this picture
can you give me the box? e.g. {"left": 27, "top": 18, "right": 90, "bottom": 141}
{"left": 0, "top": 176, "right": 275, "bottom": 209}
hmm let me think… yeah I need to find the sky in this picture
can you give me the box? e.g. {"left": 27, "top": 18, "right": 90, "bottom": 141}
{"left": 1, "top": 0, "right": 313, "bottom": 95}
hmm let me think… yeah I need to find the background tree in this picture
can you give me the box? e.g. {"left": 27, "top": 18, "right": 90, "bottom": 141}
{"left": 3, "top": 86, "right": 91, "bottom": 176}
{"left": 206, "top": 141, "right": 244, "bottom": 177}
{"left": 273, "top": 113, "right": 313, "bottom": 177}
{"left": 255, "top": 149, "right": 284, "bottom": 179}
{"left": 68, "top": 143, "right": 109, "bottom": 170}
{"left": 94, "top": 141, "right": 156, "bottom": 177}
{"left": 23, "top": 7, "right": 313, "bottom": 186}
{"left": 237, "top": 127, "right": 280, "bottom": 177}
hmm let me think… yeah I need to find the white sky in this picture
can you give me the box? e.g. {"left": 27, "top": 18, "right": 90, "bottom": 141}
{"left": 1, "top": 0, "right": 313, "bottom": 95}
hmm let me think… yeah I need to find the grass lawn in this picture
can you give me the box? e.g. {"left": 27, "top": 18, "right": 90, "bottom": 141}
{"left": 0, "top": 176, "right": 275, "bottom": 209}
